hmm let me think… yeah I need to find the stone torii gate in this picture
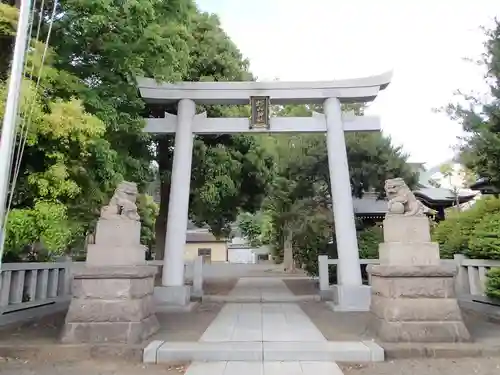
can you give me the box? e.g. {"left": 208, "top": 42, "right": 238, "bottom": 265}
{"left": 137, "top": 72, "right": 392, "bottom": 312}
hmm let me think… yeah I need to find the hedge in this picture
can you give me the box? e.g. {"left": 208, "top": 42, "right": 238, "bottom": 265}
{"left": 432, "top": 197, "right": 500, "bottom": 259}
{"left": 432, "top": 197, "right": 500, "bottom": 299}
{"left": 357, "top": 226, "right": 383, "bottom": 259}
{"left": 469, "top": 211, "right": 500, "bottom": 260}
{"left": 486, "top": 268, "right": 500, "bottom": 300}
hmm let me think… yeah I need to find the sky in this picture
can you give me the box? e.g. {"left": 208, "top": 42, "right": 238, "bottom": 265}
{"left": 195, "top": 0, "right": 499, "bottom": 168}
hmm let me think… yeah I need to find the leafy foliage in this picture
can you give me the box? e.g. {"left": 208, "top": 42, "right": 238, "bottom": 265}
{"left": 237, "top": 211, "right": 273, "bottom": 247}
{"left": 152, "top": 10, "right": 274, "bottom": 258}
{"left": 445, "top": 20, "right": 500, "bottom": 189}
{"left": 244, "top": 104, "right": 416, "bottom": 274}
{"left": 2, "top": 2, "right": 275, "bottom": 261}
{"left": 4, "top": 201, "right": 73, "bottom": 262}
{"left": 136, "top": 194, "right": 158, "bottom": 254}
{"left": 357, "top": 226, "right": 383, "bottom": 259}
{"left": 1, "top": 69, "right": 120, "bottom": 259}
{"left": 468, "top": 211, "right": 500, "bottom": 260}
{"left": 432, "top": 197, "right": 500, "bottom": 259}
{"left": 485, "top": 268, "right": 500, "bottom": 300}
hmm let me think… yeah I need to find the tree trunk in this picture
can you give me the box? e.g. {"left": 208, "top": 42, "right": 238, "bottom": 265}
{"left": 154, "top": 136, "right": 172, "bottom": 260}
{"left": 154, "top": 180, "right": 169, "bottom": 260}
{"left": 283, "top": 225, "right": 295, "bottom": 273}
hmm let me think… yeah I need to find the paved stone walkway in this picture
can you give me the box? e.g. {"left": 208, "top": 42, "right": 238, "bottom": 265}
{"left": 185, "top": 361, "right": 343, "bottom": 375}
{"left": 227, "top": 277, "right": 298, "bottom": 300}
{"left": 182, "top": 278, "right": 350, "bottom": 374}
{"left": 199, "top": 304, "right": 325, "bottom": 342}
{"left": 203, "top": 277, "right": 320, "bottom": 302}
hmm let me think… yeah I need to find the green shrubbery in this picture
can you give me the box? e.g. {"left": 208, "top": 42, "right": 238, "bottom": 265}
{"left": 357, "top": 226, "right": 383, "bottom": 259}
{"left": 433, "top": 197, "right": 500, "bottom": 298}
{"left": 432, "top": 197, "right": 500, "bottom": 259}
{"left": 469, "top": 212, "right": 500, "bottom": 260}
{"left": 3, "top": 201, "right": 74, "bottom": 262}
{"left": 486, "top": 268, "right": 500, "bottom": 300}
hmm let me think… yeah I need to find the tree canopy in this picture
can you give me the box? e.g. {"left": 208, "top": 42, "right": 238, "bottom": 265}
{"left": 447, "top": 20, "right": 500, "bottom": 188}
{"left": 239, "top": 104, "right": 417, "bottom": 274}
{"left": 0, "top": 1, "right": 273, "bottom": 261}
{"left": 2, "top": 1, "right": 418, "bottom": 268}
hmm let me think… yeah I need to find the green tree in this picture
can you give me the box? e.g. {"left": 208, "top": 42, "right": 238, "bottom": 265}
{"left": 237, "top": 211, "right": 272, "bottom": 248}
{"left": 47, "top": 0, "right": 197, "bottom": 186}
{"left": 445, "top": 19, "right": 500, "bottom": 300}
{"left": 2, "top": 2, "right": 273, "bottom": 260}
{"left": 0, "top": 62, "right": 122, "bottom": 257}
{"left": 151, "top": 12, "right": 274, "bottom": 259}
{"left": 255, "top": 104, "right": 416, "bottom": 274}
{"left": 445, "top": 20, "right": 500, "bottom": 189}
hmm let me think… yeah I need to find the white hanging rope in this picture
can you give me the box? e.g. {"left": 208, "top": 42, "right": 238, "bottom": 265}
{"left": 8, "top": 0, "right": 45, "bottom": 198}
{"left": 0, "top": 0, "right": 58, "bottom": 266}
{"left": 9, "top": 0, "right": 55, "bottom": 200}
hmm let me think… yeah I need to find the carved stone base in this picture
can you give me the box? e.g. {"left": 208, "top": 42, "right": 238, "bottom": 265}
{"left": 61, "top": 266, "right": 159, "bottom": 344}
{"left": 383, "top": 215, "right": 431, "bottom": 243}
{"left": 61, "top": 315, "right": 159, "bottom": 344}
{"left": 86, "top": 218, "right": 146, "bottom": 267}
{"left": 368, "top": 265, "right": 471, "bottom": 343}
{"left": 379, "top": 242, "right": 440, "bottom": 266}
{"left": 86, "top": 243, "right": 146, "bottom": 267}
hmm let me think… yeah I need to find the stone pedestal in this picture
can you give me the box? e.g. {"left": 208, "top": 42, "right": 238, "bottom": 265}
{"left": 369, "top": 265, "right": 470, "bottom": 342}
{"left": 61, "top": 181, "right": 160, "bottom": 344}
{"left": 61, "top": 266, "right": 159, "bottom": 344}
{"left": 368, "top": 214, "right": 471, "bottom": 343}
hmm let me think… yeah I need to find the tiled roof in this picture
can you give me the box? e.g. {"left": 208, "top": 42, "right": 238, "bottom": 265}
{"left": 353, "top": 193, "right": 387, "bottom": 214}
{"left": 414, "top": 187, "right": 476, "bottom": 202}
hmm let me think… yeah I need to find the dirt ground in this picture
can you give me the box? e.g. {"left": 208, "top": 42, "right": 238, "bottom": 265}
{"left": 283, "top": 278, "right": 319, "bottom": 295}
{"left": 151, "top": 302, "right": 223, "bottom": 342}
{"left": 0, "top": 302, "right": 223, "bottom": 358}
{"left": 341, "top": 357, "right": 500, "bottom": 375}
{"left": 0, "top": 359, "right": 188, "bottom": 375}
{"left": 202, "top": 278, "right": 238, "bottom": 295}
{"left": 0, "top": 313, "right": 63, "bottom": 345}
{"left": 300, "top": 301, "right": 500, "bottom": 346}
{"left": 300, "top": 302, "right": 374, "bottom": 341}
{"left": 2, "top": 357, "right": 500, "bottom": 375}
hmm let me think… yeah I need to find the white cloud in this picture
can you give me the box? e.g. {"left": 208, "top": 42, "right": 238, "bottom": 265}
{"left": 196, "top": 0, "right": 499, "bottom": 166}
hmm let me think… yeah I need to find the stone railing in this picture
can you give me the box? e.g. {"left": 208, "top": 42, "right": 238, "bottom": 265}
{"left": 0, "top": 257, "right": 204, "bottom": 327}
{"left": 453, "top": 254, "right": 500, "bottom": 296}
{"left": 318, "top": 254, "right": 500, "bottom": 297}
{"left": 0, "top": 262, "right": 72, "bottom": 326}
{"left": 318, "top": 256, "right": 379, "bottom": 291}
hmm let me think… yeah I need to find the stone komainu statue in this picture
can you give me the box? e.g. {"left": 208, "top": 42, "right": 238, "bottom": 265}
{"left": 100, "top": 181, "right": 140, "bottom": 221}
{"left": 384, "top": 178, "right": 424, "bottom": 216}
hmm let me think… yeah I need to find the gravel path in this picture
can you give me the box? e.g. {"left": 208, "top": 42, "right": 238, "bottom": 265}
{"left": 342, "top": 358, "right": 500, "bottom": 375}
{"left": 2, "top": 358, "right": 500, "bottom": 375}
{"left": 0, "top": 359, "right": 187, "bottom": 375}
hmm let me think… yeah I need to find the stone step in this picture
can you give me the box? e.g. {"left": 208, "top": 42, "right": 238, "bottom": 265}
{"left": 143, "top": 340, "right": 384, "bottom": 364}
{"left": 202, "top": 295, "right": 321, "bottom": 303}
{"left": 184, "top": 361, "right": 345, "bottom": 375}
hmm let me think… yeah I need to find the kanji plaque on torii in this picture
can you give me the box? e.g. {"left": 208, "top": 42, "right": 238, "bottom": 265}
{"left": 250, "top": 96, "right": 270, "bottom": 129}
